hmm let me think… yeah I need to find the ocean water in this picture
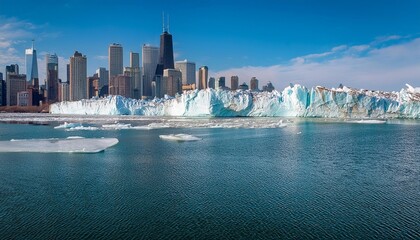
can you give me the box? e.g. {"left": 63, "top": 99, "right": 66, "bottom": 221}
{"left": 0, "top": 115, "right": 419, "bottom": 239}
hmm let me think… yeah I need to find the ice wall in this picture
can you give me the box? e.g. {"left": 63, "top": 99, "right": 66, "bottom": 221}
{"left": 50, "top": 84, "right": 420, "bottom": 119}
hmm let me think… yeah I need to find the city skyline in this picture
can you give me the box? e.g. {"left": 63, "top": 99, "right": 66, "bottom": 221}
{"left": 0, "top": 0, "right": 420, "bottom": 91}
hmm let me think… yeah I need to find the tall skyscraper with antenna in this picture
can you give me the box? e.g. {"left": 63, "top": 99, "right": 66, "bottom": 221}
{"left": 25, "top": 40, "right": 39, "bottom": 86}
{"left": 159, "top": 13, "right": 174, "bottom": 70}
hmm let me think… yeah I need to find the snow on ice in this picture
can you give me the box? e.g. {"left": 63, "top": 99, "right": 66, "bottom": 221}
{"left": 50, "top": 84, "right": 420, "bottom": 119}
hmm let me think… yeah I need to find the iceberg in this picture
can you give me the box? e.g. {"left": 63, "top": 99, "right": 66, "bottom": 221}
{"left": 159, "top": 134, "right": 202, "bottom": 142}
{"left": 50, "top": 84, "right": 420, "bottom": 119}
{"left": 0, "top": 137, "right": 118, "bottom": 153}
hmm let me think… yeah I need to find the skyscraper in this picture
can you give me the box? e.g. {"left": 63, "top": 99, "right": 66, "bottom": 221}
{"left": 208, "top": 77, "right": 215, "bottom": 89}
{"left": 163, "top": 69, "right": 182, "bottom": 97}
{"left": 175, "top": 60, "right": 196, "bottom": 85}
{"left": 5, "top": 64, "right": 26, "bottom": 106}
{"left": 0, "top": 72, "right": 5, "bottom": 106}
{"left": 128, "top": 52, "right": 141, "bottom": 98}
{"left": 130, "top": 52, "right": 140, "bottom": 68}
{"left": 69, "top": 51, "right": 87, "bottom": 101}
{"left": 142, "top": 44, "right": 159, "bottom": 97}
{"left": 109, "top": 43, "right": 123, "bottom": 85}
{"left": 216, "top": 77, "right": 226, "bottom": 89}
{"left": 250, "top": 77, "right": 259, "bottom": 91}
{"left": 231, "top": 76, "right": 239, "bottom": 90}
{"left": 25, "top": 40, "right": 38, "bottom": 86}
{"left": 95, "top": 67, "right": 109, "bottom": 96}
{"left": 159, "top": 15, "right": 174, "bottom": 70}
{"left": 46, "top": 53, "right": 58, "bottom": 102}
{"left": 198, "top": 66, "right": 208, "bottom": 90}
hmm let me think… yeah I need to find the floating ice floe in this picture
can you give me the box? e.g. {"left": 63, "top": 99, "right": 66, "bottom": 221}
{"left": 347, "top": 120, "right": 387, "bottom": 124}
{"left": 102, "top": 123, "right": 132, "bottom": 129}
{"left": 54, "top": 122, "right": 83, "bottom": 129}
{"left": 0, "top": 137, "right": 118, "bottom": 153}
{"left": 159, "top": 134, "right": 202, "bottom": 142}
{"left": 65, "top": 126, "right": 99, "bottom": 131}
{"left": 132, "top": 123, "right": 171, "bottom": 130}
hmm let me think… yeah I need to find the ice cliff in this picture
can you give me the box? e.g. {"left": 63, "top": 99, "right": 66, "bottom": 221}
{"left": 50, "top": 84, "right": 420, "bottom": 119}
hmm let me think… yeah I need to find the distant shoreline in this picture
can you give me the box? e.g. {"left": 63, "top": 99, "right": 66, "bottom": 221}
{"left": 0, "top": 104, "right": 50, "bottom": 113}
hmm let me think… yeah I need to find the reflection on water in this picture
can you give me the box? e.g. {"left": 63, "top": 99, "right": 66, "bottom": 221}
{"left": 0, "top": 115, "right": 419, "bottom": 239}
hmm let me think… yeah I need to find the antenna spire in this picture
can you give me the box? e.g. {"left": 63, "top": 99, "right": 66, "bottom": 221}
{"left": 32, "top": 39, "right": 35, "bottom": 49}
{"left": 168, "top": 14, "right": 170, "bottom": 33}
{"left": 162, "top": 12, "right": 165, "bottom": 32}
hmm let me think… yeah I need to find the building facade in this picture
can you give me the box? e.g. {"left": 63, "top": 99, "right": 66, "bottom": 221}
{"left": 159, "top": 29, "right": 174, "bottom": 70}
{"left": 163, "top": 69, "right": 182, "bottom": 97}
{"left": 142, "top": 44, "right": 159, "bottom": 97}
{"left": 262, "top": 82, "right": 275, "bottom": 92}
{"left": 6, "top": 73, "right": 27, "bottom": 106}
{"left": 95, "top": 67, "right": 109, "bottom": 96}
{"left": 250, "top": 77, "right": 259, "bottom": 91}
{"left": 58, "top": 80, "right": 70, "bottom": 102}
{"left": 128, "top": 52, "right": 141, "bottom": 99}
{"left": 175, "top": 60, "right": 196, "bottom": 86}
{"left": 109, "top": 43, "right": 123, "bottom": 85}
{"left": 87, "top": 74, "right": 100, "bottom": 98}
{"left": 109, "top": 75, "right": 131, "bottom": 98}
{"left": 69, "top": 51, "right": 87, "bottom": 101}
{"left": 46, "top": 53, "right": 59, "bottom": 102}
{"left": 208, "top": 77, "right": 215, "bottom": 89}
{"left": 198, "top": 66, "right": 208, "bottom": 90}
{"left": 216, "top": 77, "right": 226, "bottom": 89}
{"left": 231, "top": 76, "right": 239, "bottom": 90}
{"left": 25, "top": 41, "right": 38, "bottom": 84}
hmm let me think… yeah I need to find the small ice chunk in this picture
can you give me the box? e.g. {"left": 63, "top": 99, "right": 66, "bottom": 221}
{"left": 65, "top": 126, "right": 99, "bottom": 131}
{"left": 348, "top": 119, "right": 386, "bottom": 124}
{"left": 0, "top": 137, "right": 118, "bottom": 153}
{"left": 159, "top": 134, "right": 202, "bottom": 142}
{"left": 102, "top": 123, "right": 132, "bottom": 129}
{"left": 54, "top": 122, "right": 82, "bottom": 129}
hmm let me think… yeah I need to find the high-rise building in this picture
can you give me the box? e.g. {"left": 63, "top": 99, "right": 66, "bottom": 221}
{"left": 262, "top": 82, "right": 275, "bottom": 92}
{"left": 231, "top": 76, "right": 239, "bottom": 90}
{"left": 250, "top": 77, "right": 259, "bottom": 91}
{"left": 142, "top": 44, "right": 159, "bottom": 97}
{"left": 109, "top": 74, "right": 131, "bottom": 98}
{"left": 109, "top": 43, "right": 123, "bottom": 85}
{"left": 163, "top": 69, "right": 182, "bottom": 97}
{"left": 128, "top": 52, "right": 141, "bottom": 99}
{"left": 46, "top": 53, "right": 59, "bottom": 102}
{"left": 5, "top": 64, "right": 23, "bottom": 106}
{"left": 238, "top": 82, "right": 249, "bottom": 90}
{"left": 69, "top": 51, "right": 87, "bottom": 101}
{"left": 87, "top": 74, "right": 100, "bottom": 98}
{"left": 96, "top": 67, "right": 109, "bottom": 96}
{"left": 175, "top": 60, "right": 196, "bottom": 86}
{"left": 124, "top": 67, "right": 141, "bottom": 99}
{"left": 25, "top": 40, "right": 38, "bottom": 86}
{"left": 66, "top": 64, "right": 70, "bottom": 83}
{"left": 130, "top": 52, "right": 140, "bottom": 68}
{"left": 198, "top": 66, "right": 208, "bottom": 90}
{"left": 159, "top": 16, "right": 174, "bottom": 70}
{"left": 216, "top": 77, "right": 225, "bottom": 89}
{"left": 6, "top": 73, "right": 27, "bottom": 106}
{"left": 208, "top": 77, "right": 215, "bottom": 89}
{"left": 58, "top": 80, "right": 69, "bottom": 102}
{"left": 0, "top": 72, "right": 4, "bottom": 106}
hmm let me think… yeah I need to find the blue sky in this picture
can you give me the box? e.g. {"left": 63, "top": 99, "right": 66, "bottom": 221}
{"left": 1, "top": 0, "right": 420, "bottom": 91}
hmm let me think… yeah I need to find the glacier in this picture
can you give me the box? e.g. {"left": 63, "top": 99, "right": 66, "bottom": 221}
{"left": 50, "top": 84, "right": 420, "bottom": 119}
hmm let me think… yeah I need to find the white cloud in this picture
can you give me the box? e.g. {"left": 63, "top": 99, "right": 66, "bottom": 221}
{"left": 214, "top": 37, "right": 420, "bottom": 91}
